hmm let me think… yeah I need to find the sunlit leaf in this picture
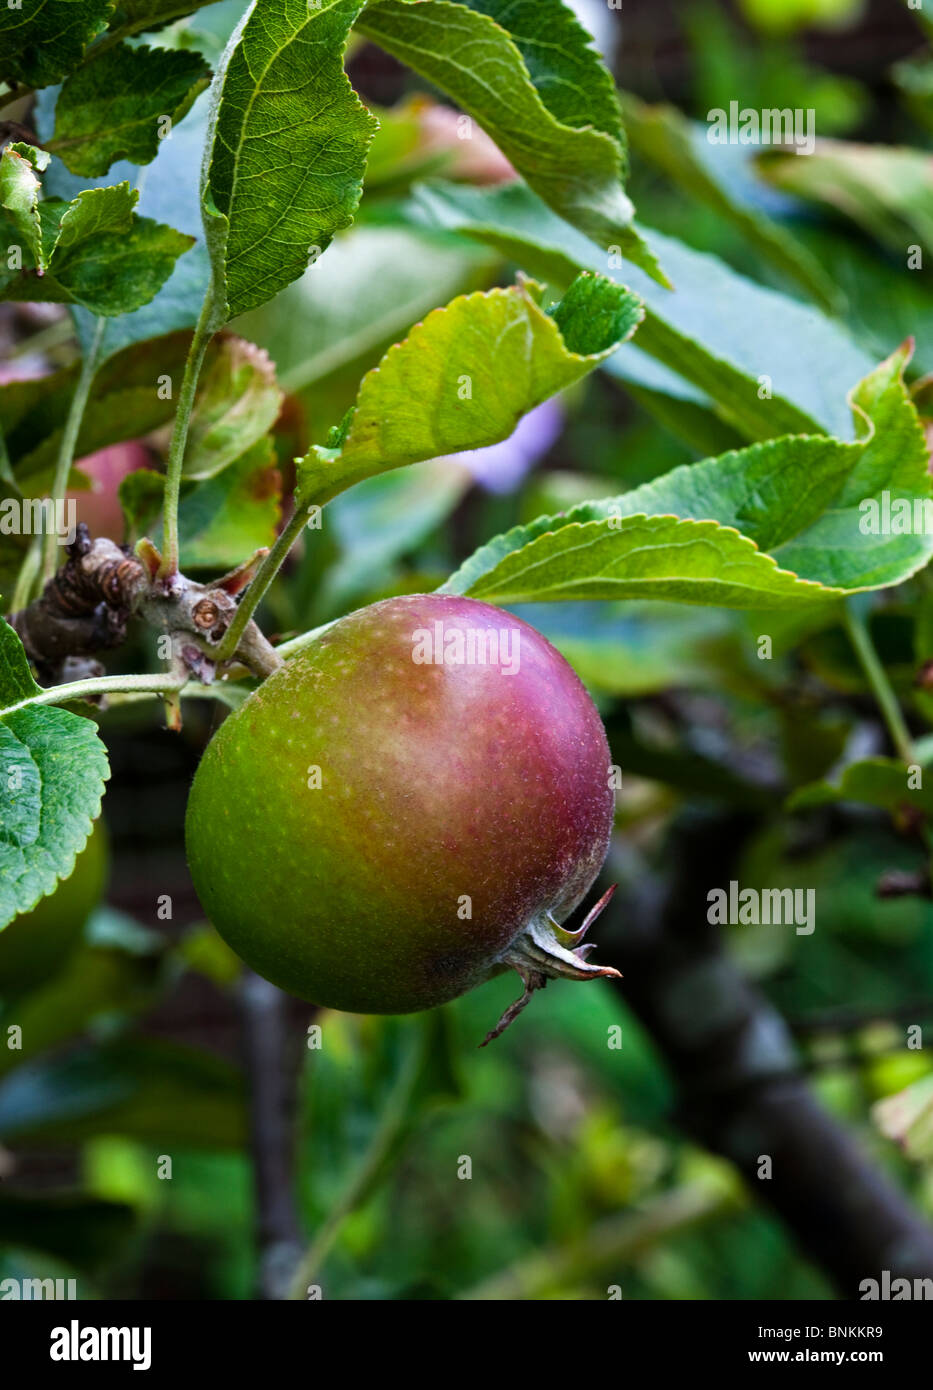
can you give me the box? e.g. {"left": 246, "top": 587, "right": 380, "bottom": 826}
{"left": 201, "top": 0, "right": 378, "bottom": 322}
{"left": 296, "top": 270, "right": 642, "bottom": 503}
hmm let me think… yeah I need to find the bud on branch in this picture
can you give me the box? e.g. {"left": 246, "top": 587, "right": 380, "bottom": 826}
{"left": 7, "top": 524, "right": 281, "bottom": 692}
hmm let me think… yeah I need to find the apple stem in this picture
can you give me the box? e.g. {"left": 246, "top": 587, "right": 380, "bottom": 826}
{"left": 479, "top": 965, "right": 544, "bottom": 1047}
{"left": 481, "top": 889, "right": 621, "bottom": 1045}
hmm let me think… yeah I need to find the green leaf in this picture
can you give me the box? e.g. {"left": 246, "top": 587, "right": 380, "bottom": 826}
{"left": 0, "top": 923, "right": 165, "bottom": 1078}
{"left": 0, "top": 705, "right": 110, "bottom": 931}
{"left": 234, "top": 223, "right": 499, "bottom": 406}
{"left": 0, "top": 614, "right": 40, "bottom": 705}
{"left": 0, "top": 0, "right": 113, "bottom": 89}
{"left": 296, "top": 270, "right": 643, "bottom": 503}
{"left": 583, "top": 436, "right": 860, "bottom": 554}
{"left": 788, "top": 757, "right": 933, "bottom": 817}
{"left": 0, "top": 619, "right": 110, "bottom": 930}
{"left": 176, "top": 438, "right": 281, "bottom": 569}
{"left": 201, "top": 0, "right": 378, "bottom": 322}
{"left": 0, "top": 1039, "right": 246, "bottom": 1148}
{"left": 2, "top": 330, "right": 221, "bottom": 490}
{"left": 771, "top": 345, "right": 932, "bottom": 592}
{"left": 357, "top": 0, "right": 667, "bottom": 286}
{"left": 443, "top": 343, "right": 932, "bottom": 605}
{"left": 0, "top": 144, "right": 49, "bottom": 268}
{"left": 0, "top": 178, "right": 194, "bottom": 316}
{"left": 183, "top": 336, "right": 283, "bottom": 480}
{"left": 448, "top": 512, "right": 836, "bottom": 608}
{"left": 34, "top": 82, "right": 213, "bottom": 361}
{"left": 410, "top": 179, "right": 877, "bottom": 441}
{"left": 509, "top": 601, "right": 733, "bottom": 697}
{"left": 591, "top": 345, "right": 929, "bottom": 593}
{"left": 119, "top": 440, "right": 282, "bottom": 570}
{"left": 758, "top": 140, "right": 933, "bottom": 259}
{"left": 461, "top": 0, "right": 623, "bottom": 141}
{"left": 107, "top": 0, "right": 217, "bottom": 32}
{"left": 50, "top": 42, "right": 210, "bottom": 177}
{"left": 45, "top": 186, "right": 193, "bottom": 316}
{"left": 617, "top": 92, "right": 841, "bottom": 313}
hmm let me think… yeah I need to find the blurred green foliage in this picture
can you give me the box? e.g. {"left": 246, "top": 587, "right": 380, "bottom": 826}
{"left": 3, "top": 0, "right": 933, "bottom": 1303}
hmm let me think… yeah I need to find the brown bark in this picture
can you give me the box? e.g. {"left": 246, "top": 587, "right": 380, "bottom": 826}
{"left": 6, "top": 524, "right": 281, "bottom": 688}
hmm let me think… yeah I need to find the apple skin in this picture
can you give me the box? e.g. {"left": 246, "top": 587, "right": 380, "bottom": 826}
{"left": 69, "top": 442, "right": 151, "bottom": 541}
{"left": 185, "top": 595, "right": 614, "bottom": 1015}
{"left": 0, "top": 822, "right": 107, "bottom": 998}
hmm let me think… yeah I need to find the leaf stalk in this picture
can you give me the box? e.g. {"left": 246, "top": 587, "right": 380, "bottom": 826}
{"left": 159, "top": 289, "right": 217, "bottom": 578}
{"left": 842, "top": 600, "right": 914, "bottom": 764}
{"left": 214, "top": 489, "right": 319, "bottom": 664}
{"left": 40, "top": 315, "right": 106, "bottom": 586}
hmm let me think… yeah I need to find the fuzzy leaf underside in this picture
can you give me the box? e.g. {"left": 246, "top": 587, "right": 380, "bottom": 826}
{"left": 410, "top": 179, "right": 877, "bottom": 442}
{"left": 356, "top": 0, "right": 666, "bottom": 285}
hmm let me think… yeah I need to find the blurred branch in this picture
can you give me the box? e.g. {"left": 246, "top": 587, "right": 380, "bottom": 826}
{"left": 240, "top": 971, "right": 302, "bottom": 1300}
{"left": 602, "top": 804, "right": 933, "bottom": 1298}
{"left": 458, "top": 1181, "right": 737, "bottom": 1300}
